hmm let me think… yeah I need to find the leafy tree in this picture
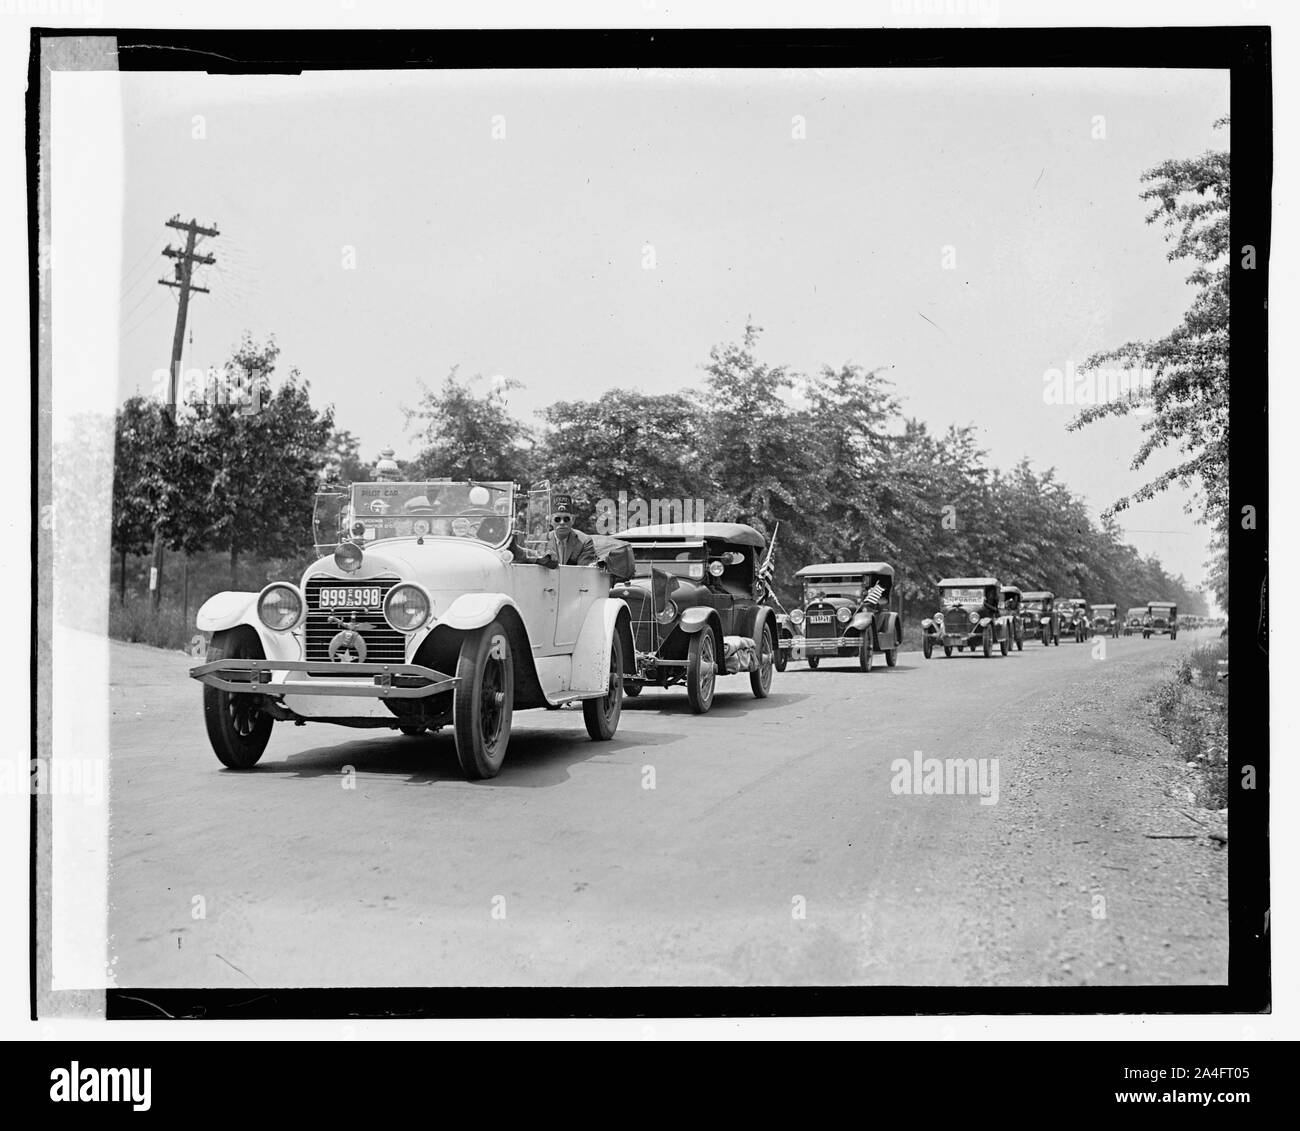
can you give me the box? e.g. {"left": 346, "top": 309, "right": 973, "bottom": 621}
{"left": 189, "top": 335, "right": 335, "bottom": 587}
{"left": 536, "top": 388, "right": 705, "bottom": 530}
{"left": 1068, "top": 118, "right": 1229, "bottom": 567}
{"left": 321, "top": 427, "right": 372, "bottom": 486}
{"left": 405, "top": 369, "right": 534, "bottom": 482}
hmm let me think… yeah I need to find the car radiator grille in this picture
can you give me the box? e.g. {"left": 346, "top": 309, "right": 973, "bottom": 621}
{"left": 803, "top": 605, "right": 839, "bottom": 640}
{"left": 303, "top": 574, "right": 406, "bottom": 670}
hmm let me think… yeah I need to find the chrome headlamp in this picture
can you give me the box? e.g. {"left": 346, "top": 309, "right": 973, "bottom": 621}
{"left": 383, "top": 583, "right": 432, "bottom": 633}
{"left": 334, "top": 541, "right": 364, "bottom": 573}
{"left": 836, "top": 606, "right": 852, "bottom": 623}
{"left": 257, "top": 583, "right": 304, "bottom": 631}
{"left": 790, "top": 608, "right": 805, "bottom": 625}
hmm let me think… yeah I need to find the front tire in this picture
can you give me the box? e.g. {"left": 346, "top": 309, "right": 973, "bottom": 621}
{"left": 750, "top": 625, "right": 775, "bottom": 698}
{"left": 858, "top": 632, "right": 873, "bottom": 672}
{"left": 1000, "top": 633, "right": 1010, "bottom": 656}
{"left": 583, "top": 634, "right": 624, "bottom": 740}
{"left": 452, "top": 620, "right": 514, "bottom": 780}
{"left": 807, "top": 655, "right": 820, "bottom": 670}
{"left": 774, "top": 643, "right": 788, "bottom": 673}
{"left": 923, "top": 637, "right": 934, "bottom": 659}
{"left": 943, "top": 645, "right": 953, "bottom": 658}
{"left": 983, "top": 629, "right": 993, "bottom": 658}
{"left": 203, "top": 629, "right": 273, "bottom": 770}
{"left": 885, "top": 647, "right": 898, "bottom": 667}
{"left": 686, "top": 628, "right": 717, "bottom": 714}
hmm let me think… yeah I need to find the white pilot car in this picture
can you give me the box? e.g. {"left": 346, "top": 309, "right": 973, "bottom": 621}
{"left": 190, "top": 480, "right": 633, "bottom": 780}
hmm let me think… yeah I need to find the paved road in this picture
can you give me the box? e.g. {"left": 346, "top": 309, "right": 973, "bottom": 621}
{"left": 108, "top": 630, "right": 1227, "bottom": 987}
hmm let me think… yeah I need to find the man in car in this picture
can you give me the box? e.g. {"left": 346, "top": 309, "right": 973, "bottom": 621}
{"left": 537, "top": 493, "right": 597, "bottom": 568}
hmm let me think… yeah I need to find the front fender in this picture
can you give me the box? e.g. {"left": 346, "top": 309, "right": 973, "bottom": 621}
{"left": 679, "top": 606, "right": 713, "bottom": 634}
{"left": 850, "top": 610, "right": 873, "bottom": 632}
{"left": 873, "top": 610, "right": 901, "bottom": 646}
{"left": 570, "top": 598, "right": 631, "bottom": 695}
{"left": 196, "top": 591, "right": 259, "bottom": 633}
{"left": 438, "top": 592, "right": 519, "bottom": 630}
{"left": 978, "top": 616, "right": 993, "bottom": 630}
{"left": 921, "top": 617, "right": 936, "bottom": 632}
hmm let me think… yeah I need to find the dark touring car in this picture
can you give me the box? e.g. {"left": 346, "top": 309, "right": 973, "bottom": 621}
{"left": 921, "top": 577, "right": 1017, "bottom": 658}
{"left": 610, "top": 523, "right": 779, "bottom": 713}
{"left": 776, "top": 562, "right": 903, "bottom": 671}
{"left": 1020, "top": 590, "right": 1060, "bottom": 646}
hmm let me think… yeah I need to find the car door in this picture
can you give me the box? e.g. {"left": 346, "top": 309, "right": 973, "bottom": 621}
{"left": 512, "top": 561, "right": 560, "bottom": 656}
{"left": 554, "top": 564, "right": 596, "bottom": 649}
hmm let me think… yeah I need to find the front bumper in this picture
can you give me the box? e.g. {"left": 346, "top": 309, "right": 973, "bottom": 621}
{"left": 190, "top": 659, "right": 458, "bottom": 699}
{"left": 783, "top": 633, "right": 856, "bottom": 657}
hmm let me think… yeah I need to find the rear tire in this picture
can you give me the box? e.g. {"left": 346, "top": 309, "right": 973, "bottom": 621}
{"left": 623, "top": 680, "right": 642, "bottom": 697}
{"left": 203, "top": 629, "right": 273, "bottom": 770}
{"left": 885, "top": 647, "right": 898, "bottom": 668}
{"left": 583, "top": 634, "right": 623, "bottom": 740}
{"left": 807, "top": 655, "right": 820, "bottom": 670}
{"left": 452, "top": 620, "right": 514, "bottom": 780}
{"left": 1000, "top": 633, "right": 1010, "bottom": 656}
{"left": 943, "top": 645, "right": 953, "bottom": 658}
{"left": 750, "top": 624, "right": 775, "bottom": 698}
{"left": 686, "top": 628, "right": 717, "bottom": 713}
{"left": 774, "top": 644, "right": 788, "bottom": 673}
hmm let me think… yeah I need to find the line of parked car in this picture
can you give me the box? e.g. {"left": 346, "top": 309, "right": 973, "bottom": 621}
{"left": 188, "top": 475, "right": 1206, "bottom": 780}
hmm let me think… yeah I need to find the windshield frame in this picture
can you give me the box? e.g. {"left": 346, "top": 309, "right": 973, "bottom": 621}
{"left": 343, "top": 480, "right": 517, "bottom": 550}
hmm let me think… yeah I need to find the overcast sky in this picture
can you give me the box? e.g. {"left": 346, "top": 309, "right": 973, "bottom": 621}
{"left": 114, "top": 67, "right": 1229, "bottom": 596}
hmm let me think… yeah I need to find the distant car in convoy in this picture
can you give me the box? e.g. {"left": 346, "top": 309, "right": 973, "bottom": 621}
{"left": 190, "top": 479, "right": 632, "bottom": 781}
{"left": 1020, "top": 590, "right": 1060, "bottom": 646}
{"left": 1061, "top": 598, "right": 1091, "bottom": 642}
{"left": 1123, "top": 606, "right": 1147, "bottom": 636}
{"left": 1091, "top": 603, "right": 1119, "bottom": 638}
{"left": 609, "top": 522, "right": 778, "bottom": 713}
{"left": 1000, "top": 585, "right": 1026, "bottom": 651}
{"left": 921, "top": 577, "right": 1017, "bottom": 658}
{"left": 1143, "top": 600, "right": 1179, "bottom": 639}
{"left": 776, "top": 562, "right": 904, "bottom": 671}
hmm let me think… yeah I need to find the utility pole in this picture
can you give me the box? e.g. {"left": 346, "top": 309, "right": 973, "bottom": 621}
{"left": 148, "top": 215, "right": 218, "bottom": 610}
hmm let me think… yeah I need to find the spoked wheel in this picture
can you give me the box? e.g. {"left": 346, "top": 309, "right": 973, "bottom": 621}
{"left": 203, "top": 629, "right": 273, "bottom": 769}
{"left": 807, "top": 655, "right": 820, "bottom": 670}
{"left": 750, "top": 624, "right": 775, "bottom": 698}
{"left": 453, "top": 620, "right": 514, "bottom": 780}
{"left": 858, "top": 633, "right": 873, "bottom": 672}
{"left": 686, "top": 628, "right": 717, "bottom": 714}
{"left": 584, "top": 634, "right": 624, "bottom": 740}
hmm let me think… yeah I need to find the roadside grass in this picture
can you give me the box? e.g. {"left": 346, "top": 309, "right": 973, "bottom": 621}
{"left": 109, "top": 596, "right": 201, "bottom": 653}
{"left": 1152, "top": 640, "right": 1228, "bottom": 809}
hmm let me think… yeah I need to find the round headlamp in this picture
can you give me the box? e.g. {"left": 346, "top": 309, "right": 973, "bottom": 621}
{"left": 334, "top": 541, "right": 364, "bottom": 573}
{"left": 969, "top": 610, "right": 979, "bottom": 625}
{"left": 836, "top": 606, "right": 852, "bottom": 623}
{"left": 383, "top": 583, "right": 432, "bottom": 633}
{"left": 258, "top": 583, "right": 303, "bottom": 631}
{"left": 655, "top": 600, "right": 678, "bottom": 625}
{"left": 790, "top": 608, "right": 805, "bottom": 625}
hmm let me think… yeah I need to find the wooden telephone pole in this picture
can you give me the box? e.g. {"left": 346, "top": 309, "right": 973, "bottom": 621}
{"left": 148, "top": 215, "right": 218, "bottom": 610}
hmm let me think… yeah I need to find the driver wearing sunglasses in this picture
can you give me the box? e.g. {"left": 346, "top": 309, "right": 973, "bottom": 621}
{"left": 536, "top": 492, "right": 597, "bottom": 568}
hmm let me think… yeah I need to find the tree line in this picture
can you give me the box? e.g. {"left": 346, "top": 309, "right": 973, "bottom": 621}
{"left": 113, "top": 325, "right": 1207, "bottom": 618}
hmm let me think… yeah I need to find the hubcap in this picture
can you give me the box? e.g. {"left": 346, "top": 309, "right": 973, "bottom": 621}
{"left": 480, "top": 638, "right": 507, "bottom": 746}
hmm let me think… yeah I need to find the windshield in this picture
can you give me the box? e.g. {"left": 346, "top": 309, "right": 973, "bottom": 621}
{"left": 804, "top": 579, "right": 862, "bottom": 601}
{"left": 940, "top": 587, "right": 988, "bottom": 606}
{"left": 345, "top": 481, "right": 516, "bottom": 547}
{"left": 1021, "top": 599, "right": 1046, "bottom": 613}
{"left": 630, "top": 541, "right": 707, "bottom": 581}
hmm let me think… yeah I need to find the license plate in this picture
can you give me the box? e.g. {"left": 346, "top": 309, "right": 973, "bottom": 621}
{"left": 809, "top": 615, "right": 833, "bottom": 624}
{"left": 318, "top": 586, "right": 382, "bottom": 610}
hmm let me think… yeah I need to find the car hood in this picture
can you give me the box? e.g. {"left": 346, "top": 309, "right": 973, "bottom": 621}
{"left": 302, "top": 537, "right": 508, "bottom": 592}
{"left": 802, "top": 596, "right": 858, "bottom": 611}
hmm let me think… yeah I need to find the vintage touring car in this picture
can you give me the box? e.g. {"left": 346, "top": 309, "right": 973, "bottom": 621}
{"left": 608, "top": 522, "right": 778, "bottom": 713}
{"left": 775, "top": 562, "right": 903, "bottom": 671}
{"left": 1091, "top": 603, "right": 1119, "bottom": 637}
{"left": 1143, "top": 600, "right": 1179, "bottom": 639}
{"left": 1000, "top": 585, "right": 1026, "bottom": 651}
{"left": 190, "top": 479, "right": 633, "bottom": 781}
{"left": 1020, "top": 590, "right": 1060, "bottom": 646}
{"left": 1061, "top": 598, "right": 1092, "bottom": 642}
{"left": 1123, "top": 606, "right": 1147, "bottom": 636}
{"left": 921, "top": 577, "right": 1017, "bottom": 658}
